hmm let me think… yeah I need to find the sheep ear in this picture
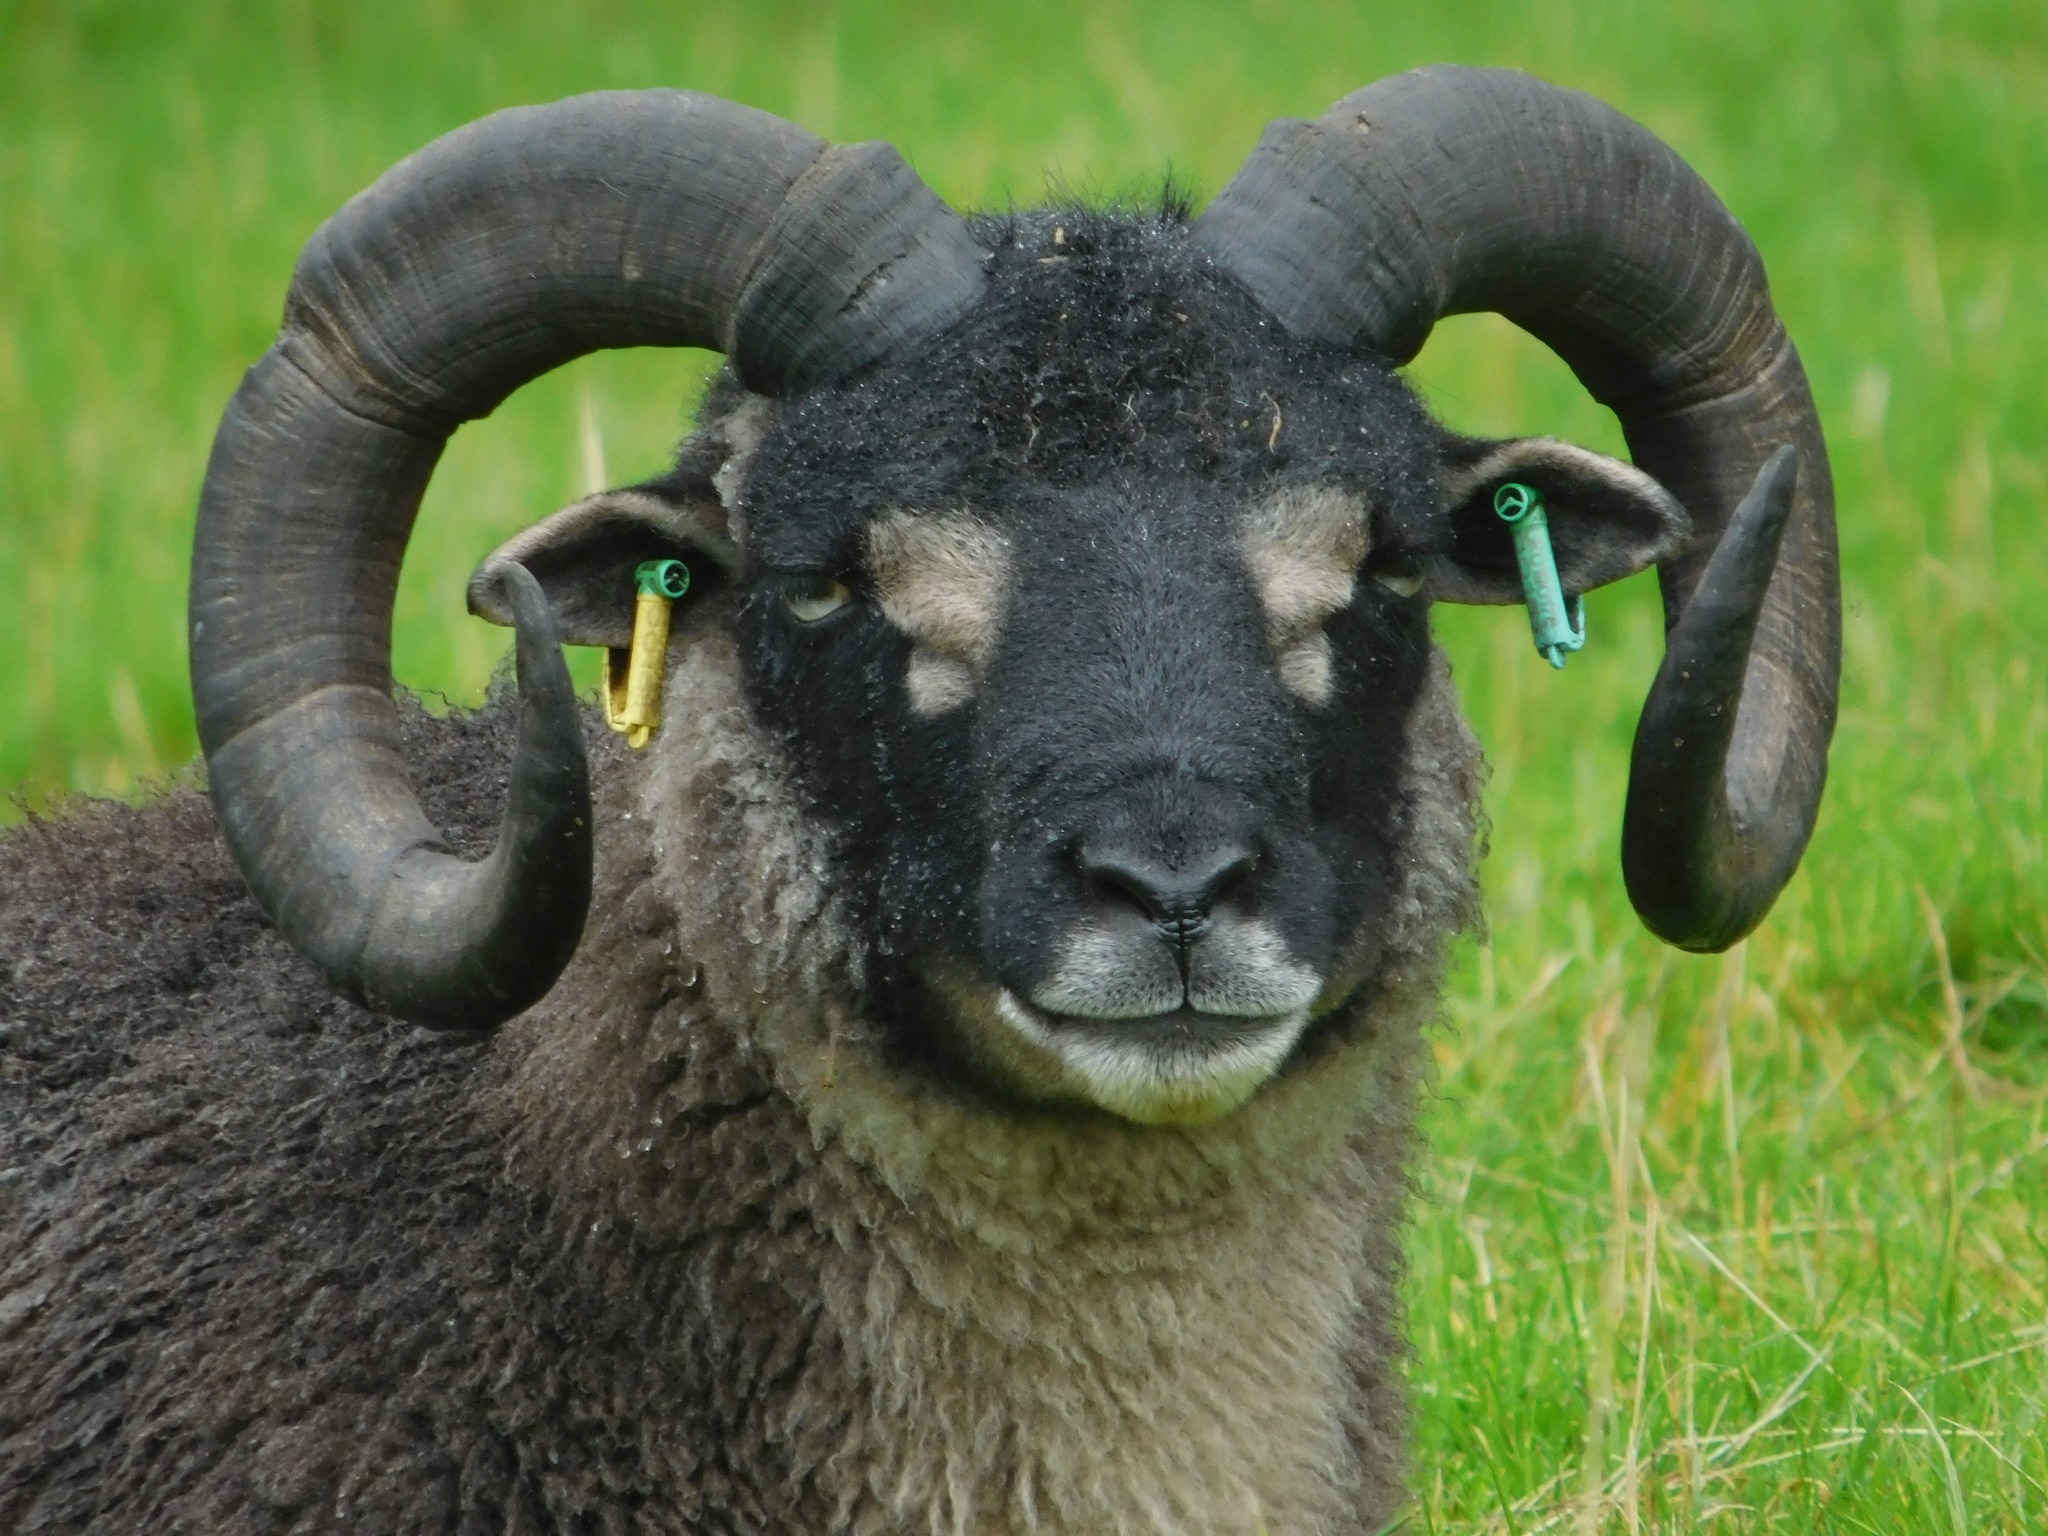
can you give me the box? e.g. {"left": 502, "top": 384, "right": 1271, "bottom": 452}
{"left": 467, "top": 484, "right": 739, "bottom": 649}
{"left": 1426, "top": 435, "right": 1690, "bottom": 605}
{"left": 470, "top": 387, "right": 774, "bottom": 646}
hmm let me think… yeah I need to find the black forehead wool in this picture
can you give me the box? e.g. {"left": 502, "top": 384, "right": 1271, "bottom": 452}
{"left": 741, "top": 201, "right": 1445, "bottom": 567}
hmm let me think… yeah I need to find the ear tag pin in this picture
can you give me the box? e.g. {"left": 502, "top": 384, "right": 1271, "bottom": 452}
{"left": 604, "top": 558, "right": 690, "bottom": 748}
{"left": 1493, "top": 482, "right": 1586, "bottom": 670}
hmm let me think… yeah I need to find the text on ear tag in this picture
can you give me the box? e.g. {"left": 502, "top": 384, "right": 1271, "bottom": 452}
{"left": 1493, "top": 483, "right": 1586, "bottom": 670}
{"left": 604, "top": 558, "right": 691, "bottom": 748}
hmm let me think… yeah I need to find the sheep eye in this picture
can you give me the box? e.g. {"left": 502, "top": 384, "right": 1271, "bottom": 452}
{"left": 783, "top": 576, "right": 853, "bottom": 623}
{"left": 1372, "top": 554, "right": 1426, "bottom": 599}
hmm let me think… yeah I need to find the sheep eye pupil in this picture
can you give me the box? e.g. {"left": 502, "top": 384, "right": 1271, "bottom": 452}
{"left": 1372, "top": 555, "right": 1425, "bottom": 599}
{"left": 784, "top": 577, "right": 852, "bottom": 623}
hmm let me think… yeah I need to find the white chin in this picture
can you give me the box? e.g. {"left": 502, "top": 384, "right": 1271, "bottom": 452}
{"left": 995, "top": 991, "right": 1310, "bottom": 1127}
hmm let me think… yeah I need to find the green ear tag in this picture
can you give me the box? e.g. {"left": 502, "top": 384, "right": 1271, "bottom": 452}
{"left": 636, "top": 558, "right": 691, "bottom": 600}
{"left": 1493, "top": 483, "right": 1586, "bottom": 670}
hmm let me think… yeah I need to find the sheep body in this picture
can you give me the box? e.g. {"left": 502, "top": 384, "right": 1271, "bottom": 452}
{"left": 1, "top": 620, "right": 1480, "bottom": 1533}
{"left": 4, "top": 56, "right": 1837, "bottom": 1518}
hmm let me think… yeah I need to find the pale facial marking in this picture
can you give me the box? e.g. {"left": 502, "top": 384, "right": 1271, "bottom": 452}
{"left": 904, "top": 652, "right": 978, "bottom": 714}
{"left": 997, "top": 991, "right": 1312, "bottom": 1127}
{"left": 709, "top": 395, "right": 777, "bottom": 532}
{"left": 1185, "top": 919, "right": 1324, "bottom": 1018}
{"left": 1031, "top": 917, "right": 1321, "bottom": 1022}
{"left": 1238, "top": 485, "right": 1370, "bottom": 705}
{"left": 1030, "top": 926, "right": 1181, "bottom": 1020}
{"left": 997, "top": 915, "right": 1324, "bottom": 1123}
{"left": 865, "top": 509, "right": 1012, "bottom": 715}
{"left": 1275, "top": 632, "right": 1335, "bottom": 703}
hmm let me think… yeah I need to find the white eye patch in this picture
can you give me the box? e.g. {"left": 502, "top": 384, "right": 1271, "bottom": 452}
{"left": 864, "top": 509, "right": 1013, "bottom": 715}
{"left": 1238, "top": 485, "right": 1371, "bottom": 705}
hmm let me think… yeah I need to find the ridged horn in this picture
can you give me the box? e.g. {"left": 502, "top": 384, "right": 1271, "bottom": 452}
{"left": 192, "top": 91, "right": 987, "bottom": 1028}
{"left": 1195, "top": 65, "right": 1839, "bottom": 951}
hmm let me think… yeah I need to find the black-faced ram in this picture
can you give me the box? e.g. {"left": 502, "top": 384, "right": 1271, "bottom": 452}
{"left": 0, "top": 66, "right": 1837, "bottom": 1534}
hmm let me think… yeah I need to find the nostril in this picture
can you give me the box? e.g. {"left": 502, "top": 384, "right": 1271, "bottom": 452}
{"left": 1078, "top": 842, "right": 1257, "bottom": 932}
{"left": 1085, "top": 857, "right": 1172, "bottom": 921}
{"left": 1199, "top": 847, "right": 1255, "bottom": 910}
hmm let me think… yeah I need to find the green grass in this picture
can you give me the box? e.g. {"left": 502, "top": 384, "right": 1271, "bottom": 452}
{"left": 3, "top": 2, "right": 2043, "bottom": 1529}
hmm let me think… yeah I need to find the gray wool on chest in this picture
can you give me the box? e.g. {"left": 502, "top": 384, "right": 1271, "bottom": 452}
{"left": 496, "top": 631, "right": 1483, "bottom": 1533}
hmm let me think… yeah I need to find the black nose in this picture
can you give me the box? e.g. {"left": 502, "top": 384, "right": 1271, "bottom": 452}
{"left": 1078, "top": 840, "right": 1256, "bottom": 937}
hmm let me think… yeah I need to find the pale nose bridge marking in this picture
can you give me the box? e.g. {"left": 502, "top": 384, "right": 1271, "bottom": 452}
{"left": 1238, "top": 484, "right": 1371, "bottom": 705}
{"left": 865, "top": 509, "right": 1012, "bottom": 714}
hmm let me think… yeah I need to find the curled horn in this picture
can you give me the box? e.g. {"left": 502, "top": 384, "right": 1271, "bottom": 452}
{"left": 1195, "top": 65, "right": 1840, "bottom": 951}
{"left": 192, "top": 91, "right": 987, "bottom": 1028}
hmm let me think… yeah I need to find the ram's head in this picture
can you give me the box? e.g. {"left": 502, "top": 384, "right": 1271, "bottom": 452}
{"left": 192, "top": 69, "right": 1839, "bottom": 1125}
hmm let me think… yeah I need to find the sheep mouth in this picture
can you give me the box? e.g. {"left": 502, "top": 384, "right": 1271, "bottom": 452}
{"left": 994, "top": 991, "right": 1310, "bottom": 1126}
{"left": 1024, "top": 1002, "right": 1292, "bottom": 1050}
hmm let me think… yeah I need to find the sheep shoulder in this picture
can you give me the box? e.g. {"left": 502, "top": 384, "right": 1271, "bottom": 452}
{"left": 0, "top": 698, "right": 746, "bottom": 1532}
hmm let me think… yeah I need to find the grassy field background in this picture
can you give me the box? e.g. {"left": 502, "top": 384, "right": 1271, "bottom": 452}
{"left": 3, "top": 1, "right": 2044, "bottom": 1528}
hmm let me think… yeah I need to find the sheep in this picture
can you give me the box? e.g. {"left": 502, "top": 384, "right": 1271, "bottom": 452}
{"left": 0, "top": 66, "right": 1838, "bottom": 1533}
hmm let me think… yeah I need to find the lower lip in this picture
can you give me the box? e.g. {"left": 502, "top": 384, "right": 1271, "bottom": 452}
{"left": 995, "top": 990, "right": 1313, "bottom": 1125}
{"left": 1021, "top": 1004, "right": 1289, "bottom": 1050}
{"left": 997, "top": 991, "right": 1309, "bottom": 1057}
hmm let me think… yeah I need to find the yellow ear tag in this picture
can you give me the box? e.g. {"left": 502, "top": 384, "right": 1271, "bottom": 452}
{"left": 604, "top": 559, "right": 690, "bottom": 749}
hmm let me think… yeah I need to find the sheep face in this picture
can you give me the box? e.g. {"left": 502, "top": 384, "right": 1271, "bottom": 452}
{"left": 496, "top": 209, "right": 1686, "bottom": 1125}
